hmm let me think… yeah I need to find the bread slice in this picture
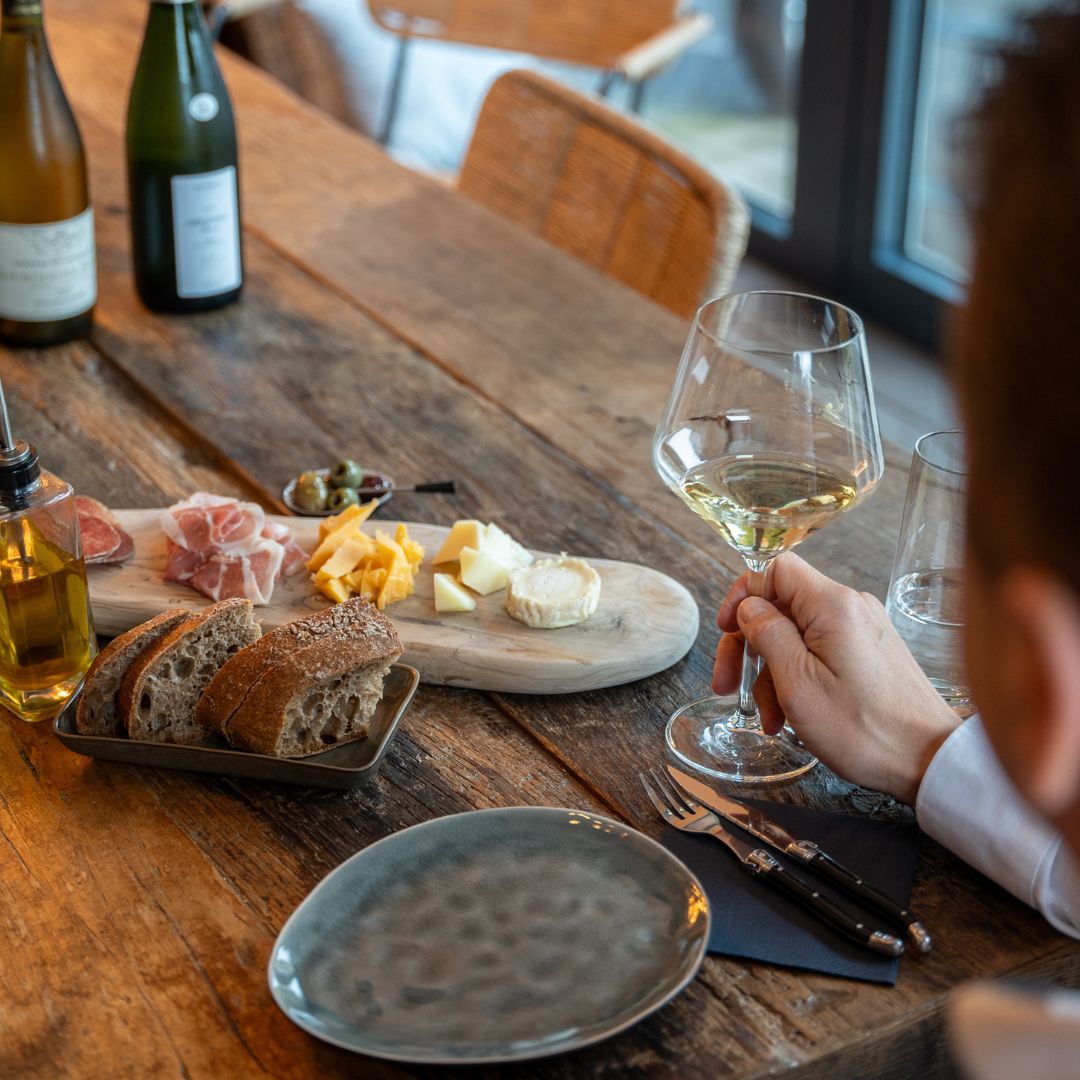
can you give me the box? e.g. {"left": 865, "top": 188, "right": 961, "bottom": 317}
{"left": 195, "top": 598, "right": 384, "bottom": 741}
{"left": 209, "top": 598, "right": 402, "bottom": 757}
{"left": 121, "top": 598, "right": 261, "bottom": 744}
{"left": 75, "top": 610, "right": 192, "bottom": 736}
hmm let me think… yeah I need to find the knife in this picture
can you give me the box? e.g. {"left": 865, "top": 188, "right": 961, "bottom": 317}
{"left": 667, "top": 765, "right": 932, "bottom": 953}
{"left": 642, "top": 770, "right": 904, "bottom": 957}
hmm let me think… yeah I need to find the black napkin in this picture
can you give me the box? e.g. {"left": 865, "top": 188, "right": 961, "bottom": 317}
{"left": 662, "top": 798, "right": 919, "bottom": 985}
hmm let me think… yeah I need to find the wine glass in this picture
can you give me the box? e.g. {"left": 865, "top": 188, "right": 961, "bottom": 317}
{"left": 653, "top": 291, "right": 884, "bottom": 783}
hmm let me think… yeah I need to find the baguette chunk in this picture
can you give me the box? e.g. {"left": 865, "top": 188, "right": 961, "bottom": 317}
{"left": 121, "top": 598, "right": 261, "bottom": 744}
{"left": 208, "top": 598, "right": 402, "bottom": 757}
{"left": 75, "top": 610, "right": 191, "bottom": 736}
{"left": 196, "top": 597, "right": 392, "bottom": 741}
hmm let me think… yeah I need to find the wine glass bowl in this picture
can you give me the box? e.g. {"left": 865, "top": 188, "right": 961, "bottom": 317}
{"left": 654, "top": 292, "right": 884, "bottom": 783}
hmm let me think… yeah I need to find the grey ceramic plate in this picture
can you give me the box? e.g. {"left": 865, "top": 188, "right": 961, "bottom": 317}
{"left": 52, "top": 664, "right": 418, "bottom": 789}
{"left": 268, "top": 807, "right": 710, "bottom": 1064}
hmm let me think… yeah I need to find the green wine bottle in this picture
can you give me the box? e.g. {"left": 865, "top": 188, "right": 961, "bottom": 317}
{"left": 0, "top": 0, "right": 96, "bottom": 347}
{"left": 126, "top": 0, "right": 242, "bottom": 312}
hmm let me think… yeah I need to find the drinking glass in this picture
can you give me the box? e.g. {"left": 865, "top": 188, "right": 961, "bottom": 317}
{"left": 885, "top": 430, "right": 972, "bottom": 714}
{"left": 653, "top": 292, "right": 885, "bottom": 783}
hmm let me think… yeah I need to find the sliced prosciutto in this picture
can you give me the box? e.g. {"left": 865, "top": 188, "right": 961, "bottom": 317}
{"left": 261, "top": 520, "right": 307, "bottom": 576}
{"left": 161, "top": 492, "right": 266, "bottom": 555}
{"left": 77, "top": 496, "right": 135, "bottom": 565}
{"left": 162, "top": 493, "right": 307, "bottom": 606}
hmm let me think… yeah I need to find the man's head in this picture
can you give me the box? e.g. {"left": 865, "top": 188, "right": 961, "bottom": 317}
{"left": 954, "top": 5, "right": 1080, "bottom": 834}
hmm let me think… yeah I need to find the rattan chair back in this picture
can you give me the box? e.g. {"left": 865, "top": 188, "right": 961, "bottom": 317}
{"left": 459, "top": 70, "right": 750, "bottom": 318}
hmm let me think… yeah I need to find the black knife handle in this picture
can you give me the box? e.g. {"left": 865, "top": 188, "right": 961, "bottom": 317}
{"left": 744, "top": 850, "right": 904, "bottom": 956}
{"left": 411, "top": 480, "right": 456, "bottom": 494}
{"left": 794, "top": 844, "right": 932, "bottom": 953}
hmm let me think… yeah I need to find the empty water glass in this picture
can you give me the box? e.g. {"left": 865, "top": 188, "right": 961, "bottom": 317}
{"left": 886, "top": 430, "right": 973, "bottom": 714}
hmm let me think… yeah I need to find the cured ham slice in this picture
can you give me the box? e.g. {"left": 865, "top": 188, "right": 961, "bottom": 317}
{"left": 161, "top": 492, "right": 266, "bottom": 555}
{"left": 77, "top": 495, "right": 135, "bottom": 565}
{"left": 164, "top": 540, "right": 205, "bottom": 583}
{"left": 262, "top": 521, "right": 307, "bottom": 576}
{"left": 162, "top": 493, "right": 308, "bottom": 605}
{"left": 279, "top": 540, "right": 308, "bottom": 577}
{"left": 188, "top": 540, "right": 284, "bottom": 606}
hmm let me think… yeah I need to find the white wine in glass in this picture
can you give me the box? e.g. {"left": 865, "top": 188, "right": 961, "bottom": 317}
{"left": 654, "top": 292, "right": 884, "bottom": 783}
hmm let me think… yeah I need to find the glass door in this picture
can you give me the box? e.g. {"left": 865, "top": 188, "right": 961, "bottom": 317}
{"left": 641, "top": 0, "right": 804, "bottom": 234}
{"left": 640, "top": 0, "right": 1043, "bottom": 348}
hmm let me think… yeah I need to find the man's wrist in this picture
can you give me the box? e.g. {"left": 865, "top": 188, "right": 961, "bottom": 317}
{"left": 911, "top": 709, "right": 965, "bottom": 804}
{"left": 891, "top": 706, "right": 963, "bottom": 805}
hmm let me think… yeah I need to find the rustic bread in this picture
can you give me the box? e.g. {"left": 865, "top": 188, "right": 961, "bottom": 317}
{"left": 195, "top": 597, "right": 384, "bottom": 741}
{"left": 75, "top": 610, "right": 192, "bottom": 736}
{"left": 121, "top": 598, "right": 261, "bottom": 744}
{"left": 212, "top": 599, "right": 402, "bottom": 757}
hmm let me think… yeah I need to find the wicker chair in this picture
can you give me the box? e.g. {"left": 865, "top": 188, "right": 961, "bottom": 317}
{"left": 458, "top": 70, "right": 750, "bottom": 318}
{"left": 368, "top": 0, "right": 712, "bottom": 145}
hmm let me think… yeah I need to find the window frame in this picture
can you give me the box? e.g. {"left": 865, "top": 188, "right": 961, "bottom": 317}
{"left": 743, "top": 0, "right": 968, "bottom": 350}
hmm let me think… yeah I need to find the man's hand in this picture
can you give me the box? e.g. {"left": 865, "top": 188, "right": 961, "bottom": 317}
{"left": 713, "top": 553, "right": 962, "bottom": 804}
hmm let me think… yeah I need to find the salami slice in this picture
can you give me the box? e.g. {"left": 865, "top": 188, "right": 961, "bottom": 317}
{"left": 80, "top": 513, "right": 122, "bottom": 562}
{"left": 76, "top": 495, "right": 135, "bottom": 564}
{"left": 75, "top": 495, "right": 116, "bottom": 524}
{"left": 110, "top": 530, "right": 134, "bottom": 562}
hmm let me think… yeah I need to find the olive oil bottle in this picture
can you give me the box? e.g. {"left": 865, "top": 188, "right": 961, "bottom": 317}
{"left": 0, "top": 381, "right": 95, "bottom": 721}
{"left": 0, "top": 0, "right": 97, "bottom": 346}
{"left": 126, "top": 0, "right": 242, "bottom": 312}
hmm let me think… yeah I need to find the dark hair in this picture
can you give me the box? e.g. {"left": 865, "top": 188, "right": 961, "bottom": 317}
{"left": 955, "top": 3, "right": 1080, "bottom": 591}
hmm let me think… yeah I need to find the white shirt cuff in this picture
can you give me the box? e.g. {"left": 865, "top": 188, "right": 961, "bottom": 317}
{"left": 916, "top": 716, "right": 1080, "bottom": 938}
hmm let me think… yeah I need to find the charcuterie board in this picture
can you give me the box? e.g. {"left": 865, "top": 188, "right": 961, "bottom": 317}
{"left": 85, "top": 511, "right": 700, "bottom": 695}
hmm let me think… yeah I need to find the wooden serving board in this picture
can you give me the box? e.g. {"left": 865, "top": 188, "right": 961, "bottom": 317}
{"left": 86, "top": 511, "right": 700, "bottom": 695}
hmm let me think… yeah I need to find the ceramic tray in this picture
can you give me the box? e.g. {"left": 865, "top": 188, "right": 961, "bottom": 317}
{"left": 52, "top": 664, "right": 418, "bottom": 789}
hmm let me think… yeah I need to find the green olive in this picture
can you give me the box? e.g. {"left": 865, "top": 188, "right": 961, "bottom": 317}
{"left": 329, "top": 459, "right": 364, "bottom": 489}
{"left": 326, "top": 487, "right": 360, "bottom": 512}
{"left": 292, "top": 472, "right": 329, "bottom": 512}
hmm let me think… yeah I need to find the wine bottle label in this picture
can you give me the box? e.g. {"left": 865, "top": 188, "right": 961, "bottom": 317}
{"left": 170, "top": 166, "right": 242, "bottom": 299}
{"left": 0, "top": 209, "right": 96, "bottom": 322}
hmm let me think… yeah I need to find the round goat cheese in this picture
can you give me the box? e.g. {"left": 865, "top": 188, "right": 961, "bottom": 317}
{"left": 505, "top": 556, "right": 601, "bottom": 629}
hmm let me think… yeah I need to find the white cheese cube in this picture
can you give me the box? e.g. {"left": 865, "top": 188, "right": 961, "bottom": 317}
{"left": 433, "top": 573, "right": 477, "bottom": 612}
{"left": 459, "top": 546, "right": 510, "bottom": 595}
{"left": 432, "top": 519, "right": 485, "bottom": 564}
{"left": 484, "top": 523, "right": 533, "bottom": 569}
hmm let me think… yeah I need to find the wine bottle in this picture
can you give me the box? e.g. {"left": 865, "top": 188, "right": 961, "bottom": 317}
{"left": 0, "top": 0, "right": 96, "bottom": 347}
{"left": 126, "top": 0, "right": 242, "bottom": 312}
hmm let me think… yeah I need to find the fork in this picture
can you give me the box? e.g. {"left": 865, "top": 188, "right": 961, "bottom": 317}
{"left": 640, "top": 769, "right": 904, "bottom": 957}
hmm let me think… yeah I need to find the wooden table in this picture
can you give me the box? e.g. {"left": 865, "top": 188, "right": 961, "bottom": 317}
{"left": 2, "top": 3, "right": 1077, "bottom": 1076}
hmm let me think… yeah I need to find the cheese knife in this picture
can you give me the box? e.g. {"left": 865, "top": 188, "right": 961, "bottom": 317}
{"left": 667, "top": 765, "right": 932, "bottom": 953}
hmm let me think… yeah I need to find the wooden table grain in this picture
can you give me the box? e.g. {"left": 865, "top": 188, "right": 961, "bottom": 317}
{"left": 1, "top": 3, "right": 1077, "bottom": 1077}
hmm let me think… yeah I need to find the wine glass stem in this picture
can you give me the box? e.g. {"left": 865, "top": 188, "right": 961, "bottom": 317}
{"left": 734, "top": 557, "right": 770, "bottom": 728}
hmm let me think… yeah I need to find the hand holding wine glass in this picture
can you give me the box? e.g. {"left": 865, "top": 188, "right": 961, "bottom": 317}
{"left": 653, "top": 291, "right": 885, "bottom": 783}
{"left": 712, "top": 552, "right": 961, "bottom": 802}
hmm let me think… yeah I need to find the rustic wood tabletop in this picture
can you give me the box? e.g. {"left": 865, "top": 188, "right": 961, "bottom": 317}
{"left": 2, "top": 1, "right": 1077, "bottom": 1077}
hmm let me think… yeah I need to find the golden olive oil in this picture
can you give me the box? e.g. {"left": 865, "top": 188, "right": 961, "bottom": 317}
{"left": 0, "top": 515, "right": 96, "bottom": 720}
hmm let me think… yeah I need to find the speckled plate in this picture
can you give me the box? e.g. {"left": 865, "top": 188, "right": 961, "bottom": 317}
{"left": 268, "top": 807, "right": 710, "bottom": 1064}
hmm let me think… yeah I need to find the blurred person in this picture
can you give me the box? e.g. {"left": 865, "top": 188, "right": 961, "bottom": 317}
{"left": 711, "top": 7, "right": 1080, "bottom": 1079}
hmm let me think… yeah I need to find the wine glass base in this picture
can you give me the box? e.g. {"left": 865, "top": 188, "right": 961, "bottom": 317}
{"left": 665, "top": 696, "right": 818, "bottom": 784}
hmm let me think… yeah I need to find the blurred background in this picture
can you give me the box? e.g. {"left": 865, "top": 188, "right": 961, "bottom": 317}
{"left": 217, "top": 0, "right": 1042, "bottom": 441}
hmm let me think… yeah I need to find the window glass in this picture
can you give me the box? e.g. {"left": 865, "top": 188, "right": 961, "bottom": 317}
{"left": 643, "top": 0, "right": 804, "bottom": 224}
{"left": 901, "top": 0, "right": 1046, "bottom": 281}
